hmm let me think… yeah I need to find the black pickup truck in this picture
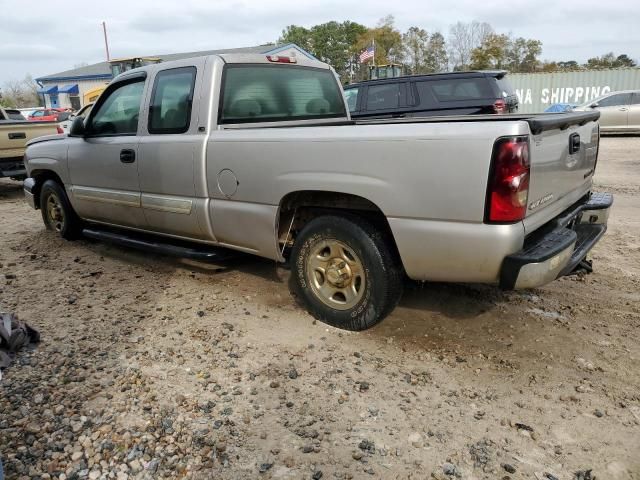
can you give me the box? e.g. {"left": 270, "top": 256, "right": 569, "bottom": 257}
{"left": 344, "top": 70, "right": 519, "bottom": 119}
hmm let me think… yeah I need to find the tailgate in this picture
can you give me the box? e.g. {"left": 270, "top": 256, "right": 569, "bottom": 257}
{"left": 0, "top": 122, "right": 58, "bottom": 159}
{"left": 523, "top": 115, "right": 600, "bottom": 234}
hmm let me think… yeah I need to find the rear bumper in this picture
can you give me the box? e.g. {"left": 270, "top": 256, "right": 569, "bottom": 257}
{"left": 23, "top": 177, "right": 37, "bottom": 209}
{"left": 500, "top": 192, "right": 613, "bottom": 289}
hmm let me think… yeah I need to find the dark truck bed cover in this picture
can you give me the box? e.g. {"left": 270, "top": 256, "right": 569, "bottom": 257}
{"left": 356, "top": 111, "right": 601, "bottom": 135}
{"left": 233, "top": 111, "right": 601, "bottom": 135}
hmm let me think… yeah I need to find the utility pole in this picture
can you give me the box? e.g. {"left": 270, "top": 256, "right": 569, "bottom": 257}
{"left": 102, "top": 21, "right": 110, "bottom": 61}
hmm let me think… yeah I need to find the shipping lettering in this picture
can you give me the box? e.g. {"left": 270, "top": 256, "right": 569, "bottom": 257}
{"left": 516, "top": 85, "right": 612, "bottom": 105}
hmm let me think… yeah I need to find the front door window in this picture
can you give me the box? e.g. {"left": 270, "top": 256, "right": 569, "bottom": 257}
{"left": 88, "top": 80, "right": 144, "bottom": 135}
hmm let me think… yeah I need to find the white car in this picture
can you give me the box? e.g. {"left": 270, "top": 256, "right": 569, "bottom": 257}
{"left": 59, "top": 103, "right": 93, "bottom": 133}
{"left": 18, "top": 108, "right": 39, "bottom": 119}
{"left": 574, "top": 90, "right": 640, "bottom": 133}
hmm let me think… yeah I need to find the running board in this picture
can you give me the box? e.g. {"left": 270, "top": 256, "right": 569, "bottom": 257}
{"left": 82, "top": 227, "right": 239, "bottom": 262}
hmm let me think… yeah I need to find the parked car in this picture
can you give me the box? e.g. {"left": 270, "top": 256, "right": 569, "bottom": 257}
{"left": 59, "top": 103, "right": 93, "bottom": 134}
{"left": 573, "top": 90, "right": 640, "bottom": 133}
{"left": 23, "top": 53, "right": 610, "bottom": 331}
{"left": 18, "top": 107, "right": 39, "bottom": 119}
{"left": 344, "top": 71, "right": 519, "bottom": 119}
{"left": 0, "top": 106, "right": 61, "bottom": 179}
{"left": 28, "top": 109, "right": 64, "bottom": 122}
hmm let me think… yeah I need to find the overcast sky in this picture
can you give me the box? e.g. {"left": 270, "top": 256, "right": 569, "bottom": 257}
{"left": 0, "top": 0, "right": 638, "bottom": 84}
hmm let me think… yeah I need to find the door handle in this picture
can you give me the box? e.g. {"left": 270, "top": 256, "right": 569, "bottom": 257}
{"left": 8, "top": 132, "right": 26, "bottom": 140}
{"left": 120, "top": 149, "right": 135, "bottom": 163}
{"left": 619, "top": 108, "right": 628, "bottom": 111}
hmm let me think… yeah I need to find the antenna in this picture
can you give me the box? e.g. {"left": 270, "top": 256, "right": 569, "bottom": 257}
{"left": 102, "top": 21, "right": 110, "bottom": 61}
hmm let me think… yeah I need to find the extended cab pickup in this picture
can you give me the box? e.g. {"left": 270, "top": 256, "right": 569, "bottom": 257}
{"left": 0, "top": 106, "right": 60, "bottom": 179}
{"left": 23, "top": 54, "right": 612, "bottom": 330}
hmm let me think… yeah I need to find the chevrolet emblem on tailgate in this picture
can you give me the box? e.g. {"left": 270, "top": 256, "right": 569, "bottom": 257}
{"left": 529, "top": 194, "right": 554, "bottom": 210}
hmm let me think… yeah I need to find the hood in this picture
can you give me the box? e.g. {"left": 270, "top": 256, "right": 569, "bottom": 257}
{"left": 26, "top": 134, "right": 66, "bottom": 147}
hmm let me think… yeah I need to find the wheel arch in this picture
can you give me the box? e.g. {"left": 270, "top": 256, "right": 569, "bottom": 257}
{"left": 29, "top": 169, "right": 66, "bottom": 210}
{"left": 276, "top": 190, "right": 402, "bottom": 263}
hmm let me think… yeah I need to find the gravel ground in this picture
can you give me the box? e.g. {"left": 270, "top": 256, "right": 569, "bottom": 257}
{"left": 0, "top": 137, "right": 639, "bottom": 480}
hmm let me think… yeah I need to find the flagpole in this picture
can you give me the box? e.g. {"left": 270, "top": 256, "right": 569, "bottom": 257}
{"left": 372, "top": 37, "right": 376, "bottom": 68}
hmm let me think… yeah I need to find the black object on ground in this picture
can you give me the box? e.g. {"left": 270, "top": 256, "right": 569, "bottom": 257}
{"left": 0, "top": 312, "right": 40, "bottom": 371}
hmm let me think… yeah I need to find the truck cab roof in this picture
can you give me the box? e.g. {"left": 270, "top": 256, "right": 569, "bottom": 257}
{"left": 345, "top": 70, "right": 508, "bottom": 88}
{"left": 113, "top": 53, "right": 333, "bottom": 83}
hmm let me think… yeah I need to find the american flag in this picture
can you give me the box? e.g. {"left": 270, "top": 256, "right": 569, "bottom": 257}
{"left": 359, "top": 46, "right": 374, "bottom": 63}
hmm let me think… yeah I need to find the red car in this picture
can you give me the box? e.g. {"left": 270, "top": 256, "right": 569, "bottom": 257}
{"left": 28, "top": 109, "right": 62, "bottom": 122}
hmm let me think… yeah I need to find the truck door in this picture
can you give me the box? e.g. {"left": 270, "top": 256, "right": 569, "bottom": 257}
{"left": 628, "top": 92, "right": 640, "bottom": 131}
{"left": 137, "top": 61, "right": 206, "bottom": 239}
{"left": 67, "top": 74, "right": 147, "bottom": 228}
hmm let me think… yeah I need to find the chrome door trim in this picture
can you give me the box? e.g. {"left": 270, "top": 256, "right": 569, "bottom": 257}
{"left": 141, "top": 194, "right": 193, "bottom": 214}
{"left": 71, "top": 186, "right": 141, "bottom": 207}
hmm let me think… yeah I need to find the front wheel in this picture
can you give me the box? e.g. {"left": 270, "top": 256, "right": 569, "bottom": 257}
{"left": 290, "top": 214, "right": 403, "bottom": 331}
{"left": 39, "top": 180, "right": 82, "bottom": 240}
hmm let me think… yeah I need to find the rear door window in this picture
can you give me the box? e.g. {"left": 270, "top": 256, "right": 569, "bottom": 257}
{"left": 148, "top": 66, "right": 196, "bottom": 134}
{"left": 598, "top": 93, "right": 631, "bottom": 107}
{"left": 220, "top": 65, "right": 346, "bottom": 123}
{"left": 414, "top": 82, "right": 438, "bottom": 109}
{"left": 366, "top": 83, "right": 401, "bottom": 111}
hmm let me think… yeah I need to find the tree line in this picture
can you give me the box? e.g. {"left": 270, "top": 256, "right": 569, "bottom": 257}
{"left": 2, "top": 18, "right": 637, "bottom": 108}
{"left": 279, "top": 16, "right": 638, "bottom": 82}
{"left": 0, "top": 75, "right": 40, "bottom": 109}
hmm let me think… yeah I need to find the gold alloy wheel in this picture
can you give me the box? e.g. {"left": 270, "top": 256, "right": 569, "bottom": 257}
{"left": 46, "top": 193, "right": 65, "bottom": 232}
{"left": 306, "top": 239, "right": 365, "bottom": 310}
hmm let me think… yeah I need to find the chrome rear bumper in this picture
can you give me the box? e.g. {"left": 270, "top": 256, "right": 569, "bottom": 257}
{"left": 500, "top": 192, "right": 613, "bottom": 290}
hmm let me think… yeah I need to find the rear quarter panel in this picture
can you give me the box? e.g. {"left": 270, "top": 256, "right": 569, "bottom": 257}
{"left": 205, "top": 120, "right": 529, "bottom": 263}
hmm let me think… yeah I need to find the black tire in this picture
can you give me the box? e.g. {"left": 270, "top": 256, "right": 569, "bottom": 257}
{"left": 290, "top": 214, "right": 403, "bottom": 331}
{"left": 39, "top": 179, "right": 82, "bottom": 240}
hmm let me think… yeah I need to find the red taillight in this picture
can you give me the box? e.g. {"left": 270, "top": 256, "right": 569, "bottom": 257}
{"left": 266, "top": 55, "right": 297, "bottom": 63}
{"left": 493, "top": 99, "right": 507, "bottom": 114}
{"left": 486, "top": 136, "right": 530, "bottom": 223}
{"left": 56, "top": 125, "right": 64, "bottom": 134}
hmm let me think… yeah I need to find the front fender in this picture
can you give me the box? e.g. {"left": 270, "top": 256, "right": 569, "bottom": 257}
{"left": 25, "top": 138, "right": 70, "bottom": 185}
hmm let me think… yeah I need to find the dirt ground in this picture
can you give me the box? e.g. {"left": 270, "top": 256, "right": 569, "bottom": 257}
{"left": 1, "top": 137, "right": 639, "bottom": 480}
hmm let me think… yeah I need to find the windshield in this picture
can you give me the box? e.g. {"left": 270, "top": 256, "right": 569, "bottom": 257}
{"left": 343, "top": 88, "right": 359, "bottom": 112}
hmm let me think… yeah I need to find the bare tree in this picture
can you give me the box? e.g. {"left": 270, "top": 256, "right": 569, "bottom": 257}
{"left": 448, "top": 21, "right": 493, "bottom": 70}
{"left": 0, "top": 75, "right": 41, "bottom": 108}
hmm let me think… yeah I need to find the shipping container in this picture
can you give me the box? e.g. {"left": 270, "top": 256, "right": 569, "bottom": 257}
{"left": 509, "top": 68, "right": 640, "bottom": 113}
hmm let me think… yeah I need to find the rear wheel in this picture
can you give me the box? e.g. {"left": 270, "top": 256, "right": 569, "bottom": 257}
{"left": 290, "top": 214, "right": 403, "bottom": 331}
{"left": 39, "top": 180, "right": 82, "bottom": 240}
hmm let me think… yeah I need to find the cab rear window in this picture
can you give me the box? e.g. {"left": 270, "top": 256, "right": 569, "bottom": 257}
{"left": 220, "top": 65, "right": 346, "bottom": 123}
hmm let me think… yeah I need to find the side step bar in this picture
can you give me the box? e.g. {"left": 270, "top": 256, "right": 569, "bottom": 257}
{"left": 82, "top": 227, "right": 239, "bottom": 262}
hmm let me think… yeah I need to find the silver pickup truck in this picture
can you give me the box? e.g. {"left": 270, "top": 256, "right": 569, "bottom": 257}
{"left": 23, "top": 53, "right": 612, "bottom": 331}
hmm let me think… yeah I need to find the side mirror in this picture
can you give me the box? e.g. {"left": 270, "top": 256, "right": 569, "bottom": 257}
{"left": 69, "top": 116, "right": 86, "bottom": 137}
{"left": 590, "top": 103, "right": 599, "bottom": 109}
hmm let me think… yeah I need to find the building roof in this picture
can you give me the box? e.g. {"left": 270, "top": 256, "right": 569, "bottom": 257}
{"left": 37, "top": 43, "right": 315, "bottom": 82}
